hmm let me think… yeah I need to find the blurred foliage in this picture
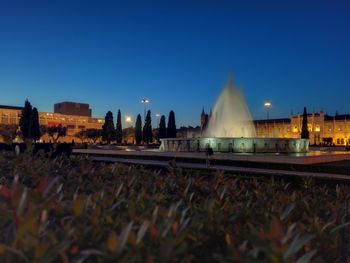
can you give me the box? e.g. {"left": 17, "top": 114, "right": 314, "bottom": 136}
{"left": 0, "top": 124, "right": 18, "bottom": 144}
{"left": 0, "top": 152, "right": 349, "bottom": 262}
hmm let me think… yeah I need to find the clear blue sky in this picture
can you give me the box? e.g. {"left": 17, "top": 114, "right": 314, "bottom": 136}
{"left": 0, "top": 0, "right": 349, "bottom": 127}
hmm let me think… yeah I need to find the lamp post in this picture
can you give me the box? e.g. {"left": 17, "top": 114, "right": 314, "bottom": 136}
{"left": 141, "top": 98, "right": 150, "bottom": 121}
{"left": 264, "top": 101, "right": 272, "bottom": 137}
{"left": 264, "top": 101, "right": 272, "bottom": 120}
{"left": 155, "top": 113, "right": 161, "bottom": 127}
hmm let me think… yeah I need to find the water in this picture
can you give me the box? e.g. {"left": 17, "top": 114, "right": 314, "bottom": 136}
{"left": 204, "top": 74, "right": 256, "bottom": 137}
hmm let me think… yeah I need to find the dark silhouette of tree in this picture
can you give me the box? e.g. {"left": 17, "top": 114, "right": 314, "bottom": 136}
{"left": 86, "top": 129, "right": 102, "bottom": 144}
{"left": 135, "top": 114, "right": 142, "bottom": 144}
{"left": 30, "top": 107, "right": 41, "bottom": 141}
{"left": 116, "top": 109, "right": 123, "bottom": 144}
{"left": 47, "top": 125, "right": 67, "bottom": 143}
{"left": 102, "top": 111, "right": 115, "bottom": 144}
{"left": 167, "top": 110, "right": 177, "bottom": 138}
{"left": 76, "top": 130, "right": 88, "bottom": 143}
{"left": 19, "top": 99, "right": 33, "bottom": 140}
{"left": 143, "top": 110, "right": 153, "bottom": 144}
{"left": 158, "top": 115, "right": 166, "bottom": 140}
{"left": 301, "top": 107, "right": 310, "bottom": 139}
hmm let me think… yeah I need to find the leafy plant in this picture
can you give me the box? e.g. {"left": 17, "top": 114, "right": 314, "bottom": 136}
{"left": 0, "top": 153, "right": 349, "bottom": 262}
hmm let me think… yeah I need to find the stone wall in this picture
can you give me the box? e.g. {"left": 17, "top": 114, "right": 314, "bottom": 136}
{"left": 160, "top": 137, "right": 309, "bottom": 153}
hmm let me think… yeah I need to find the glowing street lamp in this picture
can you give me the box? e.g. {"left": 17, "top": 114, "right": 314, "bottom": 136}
{"left": 264, "top": 101, "right": 272, "bottom": 137}
{"left": 141, "top": 98, "right": 150, "bottom": 121}
{"left": 264, "top": 101, "right": 272, "bottom": 120}
{"left": 125, "top": 116, "right": 132, "bottom": 127}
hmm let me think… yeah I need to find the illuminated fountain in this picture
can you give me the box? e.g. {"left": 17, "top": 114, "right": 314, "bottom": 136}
{"left": 203, "top": 74, "right": 256, "bottom": 138}
{"left": 160, "top": 75, "right": 309, "bottom": 153}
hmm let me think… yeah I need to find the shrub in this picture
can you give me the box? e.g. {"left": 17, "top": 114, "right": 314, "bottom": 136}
{"left": 0, "top": 154, "right": 349, "bottom": 262}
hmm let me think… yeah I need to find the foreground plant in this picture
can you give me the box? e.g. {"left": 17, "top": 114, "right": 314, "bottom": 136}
{"left": 0, "top": 153, "right": 349, "bottom": 262}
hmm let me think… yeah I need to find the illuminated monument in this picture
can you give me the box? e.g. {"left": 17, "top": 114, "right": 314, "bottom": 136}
{"left": 160, "top": 74, "right": 309, "bottom": 153}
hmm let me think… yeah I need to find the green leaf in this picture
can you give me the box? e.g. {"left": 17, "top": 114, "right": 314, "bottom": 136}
{"left": 117, "top": 221, "right": 133, "bottom": 255}
{"left": 296, "top": 249, "right": 317, "bottom": 263}
{"left": 136, "top": 220, "right": 150, "bottom": 245}
{"left": 280, "top": 203, "right": 296, "bottom": 220}
{"left": 284, "top": 234, "right": 314, "bottom": 260}
{"left": 330, "top": 221, "right": 350, "bottom": 235}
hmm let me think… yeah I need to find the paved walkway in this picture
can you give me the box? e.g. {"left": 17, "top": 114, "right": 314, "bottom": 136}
{"left": 73, "top": 148, "right": 350, "bottom": 165}
{"left": 91, "top": 156, "right": 350, "bottom": 182}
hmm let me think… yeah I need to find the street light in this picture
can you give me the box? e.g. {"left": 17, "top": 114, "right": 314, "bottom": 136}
{"left": 264, "top": 101, "right": 272, "bottom": 120}
{"left": 155, "top": 113, "right": 161, "bottom": 127}
{"left": 141, "top": 98, "right": 150, "bottom": 121}
{"left": 264, "top": 101, "right": 272, "bottom": 137}
{"left": 125, "top": 116, "right": 132, "bottom": 127}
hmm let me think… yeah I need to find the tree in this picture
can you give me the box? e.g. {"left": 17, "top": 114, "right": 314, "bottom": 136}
{"left": 135, "top": 114, "right": 142, "bottom": 144}
{"left": 86, "top": 129, "right": 102, "bottom": 144}
{"left": 76, "top": 130, "right": 88, "bottom": 143}
{"left": 30, "top": 107, "right": 41, "bottom": 141}
{"left": 0, "top": 124, "right": 18, "bottom": 144}
{"left": 158, "top": 115, "right": 166, "bottom": 141}
{"left": 301, "top": 107, "right": 310, "bottom": 139}
{"left": 116, "top": 109, "right": 123, "bottom": 144}
{"left": 102, "top": 111, "right": 115, "bottom": 144}
{"left": 19, "top": 99, "right": 33, "bottom": 140}
{"left": 46, "top": 124, "right": 67, "bottom": 143}
{"left": 143, "top": 110, "right": 153, "bottom": 144}
{"left": 167, "top": 110, "right": 177, "bottom": 138}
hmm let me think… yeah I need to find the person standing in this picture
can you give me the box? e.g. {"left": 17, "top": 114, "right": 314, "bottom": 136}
{"left": 206, "top": 146, "right": 214, "bottom": 167}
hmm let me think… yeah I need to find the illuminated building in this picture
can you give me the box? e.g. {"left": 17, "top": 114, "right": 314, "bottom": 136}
{"left": 196, "top": 110, "right": 350, "bottom": 146}
{"left": 255, "top": 111, "right": 350, "bottom": 146}
{"left": 0, "top": 103, "right": 104, "bottom": 143}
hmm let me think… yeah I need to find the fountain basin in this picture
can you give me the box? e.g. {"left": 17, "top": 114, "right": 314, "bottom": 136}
{"left": 160, "top": 137, "right": 309, "bottom": 153}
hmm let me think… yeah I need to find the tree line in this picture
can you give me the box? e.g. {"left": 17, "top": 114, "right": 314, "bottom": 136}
{"left": 0, "top": 99, "right": 178, "bottom": 145}
{"left": 17, "top": 99, "right": 67, "bottom": 143}
{"left": 1, "top": 99, "right": 312, "bottom": 145}
{"left": 102, "top": 109, "right": 177, "bottom": 145}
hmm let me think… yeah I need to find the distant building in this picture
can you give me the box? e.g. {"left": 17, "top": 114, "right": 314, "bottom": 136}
{"left": 194, "top": 109, "right": 350, "bottom": 146}
{"left": 200, "top": 108, "right": 209, "bottom": 134}
{"left": 255, "top": 111, "right": 350, "bottom": 145}
{"left": 54, "top": 102, "right": 92, "bottom": 117}
{"left": 0, "top": 103, "right": 103, "bottom": 143}
{"left": 0, "top": 105, "right": 23, "bottom": 125}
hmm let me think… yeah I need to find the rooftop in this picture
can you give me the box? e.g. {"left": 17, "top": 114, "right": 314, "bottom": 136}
{"left": 0, "top": 105, "right": 23, "bottom": 111}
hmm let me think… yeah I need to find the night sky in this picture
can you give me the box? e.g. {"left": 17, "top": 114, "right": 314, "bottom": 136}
{"left": 0, "top": 0, "right": 349, "bottom": 127}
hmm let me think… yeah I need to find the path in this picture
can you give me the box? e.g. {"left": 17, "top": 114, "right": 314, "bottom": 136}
{"left": 91, "top": 155, "right": 350, "bottom": 182}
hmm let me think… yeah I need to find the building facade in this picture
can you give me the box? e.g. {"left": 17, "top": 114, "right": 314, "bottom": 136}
{"left": 255, "top": 111, "right": 350, "bottom": 145}
{"left": 197, "top": 110, "right": 350, "bottom": 146}
{"left": 0, "top": 103, "right": 104, "bottom": 143}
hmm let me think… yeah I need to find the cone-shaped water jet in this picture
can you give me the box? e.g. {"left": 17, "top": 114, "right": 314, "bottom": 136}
{"left": 204, "top": 74, "right": 256, "bottom": 137}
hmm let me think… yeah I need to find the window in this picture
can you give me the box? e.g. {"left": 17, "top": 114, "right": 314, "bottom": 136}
{"left": 1, "top": 114, "right": 8, "bottom": 124}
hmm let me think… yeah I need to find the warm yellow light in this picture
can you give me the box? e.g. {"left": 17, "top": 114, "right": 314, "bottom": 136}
{"left": 125, "top": 116, "right": 132, "bottom": 123}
